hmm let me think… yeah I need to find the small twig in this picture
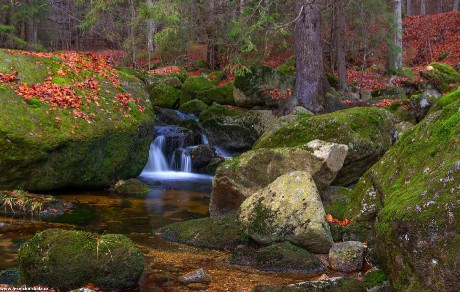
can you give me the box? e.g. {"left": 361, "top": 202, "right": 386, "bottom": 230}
{"left": 274, "top": 5, "right": 304, "bottom": 29}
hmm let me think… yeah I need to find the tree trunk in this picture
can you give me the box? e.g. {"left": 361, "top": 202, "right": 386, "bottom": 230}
{"left": 407, "top": 0, "right": 412, "bottom": 15}
{"left": 287, "top": 1, "right": 330, "bottom": 114}
{"left": 146, "top": 0, "right": 156, "bottom": 69}
{"left": 206, "top": 0, "right": 220, "bottom": 70}
{"left": 335, "top": 0, "right": 347, "bottom": 91}
{"left": 454, "top": 0, "right": 459, "bottom": 11}
{"left": 387, "top": 0, "right": 403, "bottom": 73}
{"left": 420, "top": 0, "right": 426, "bottom": 15}
{"left": 436, "top": 1, "right": 442, "bottom": 13}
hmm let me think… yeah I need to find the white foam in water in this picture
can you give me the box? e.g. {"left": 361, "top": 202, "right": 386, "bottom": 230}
{"left": 142, "top": 136, "right": 169, "bottom": 172}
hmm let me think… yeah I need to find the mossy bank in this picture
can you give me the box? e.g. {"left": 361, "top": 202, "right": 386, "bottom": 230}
{"left": 0, "top": 50, "right": 154, "bottom": 191}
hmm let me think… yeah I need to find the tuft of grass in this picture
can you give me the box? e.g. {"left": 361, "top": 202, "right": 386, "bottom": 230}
{"left": 0, "top": 190, "right": 56, "bottom": 215}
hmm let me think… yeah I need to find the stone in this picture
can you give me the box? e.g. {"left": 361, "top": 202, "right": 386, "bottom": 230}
{"left": 0, "top": 50, "right": 154, "bottom": 191}
{"left": 253, "top": 277, "right": 366, "bottom": 292}
{"left": 345, "top": 97, "right": 460, "bottom": 290}
{"left": 18, "top": 229, "right": 144, "bottom": 289}
{"left": 181, "top": 76, "right": 216, "bottom": 104}
{"left": 156, "top": 216, "right": 249, "bottom": 250}
{"left": 395, "top": 121, "right": 414, "bottom": 139}
{"left": 179, "top": 99, "right": 208, "bottom": 116}
{"left": 149, "top": 84, "right": 181, "bottom": 108}
{"left": 229, "top": 242, "right": 325, "bottom": 274}
{"left": 233, "top": 66, "right": 295, "bottom": 110}
{"left": 238, "top": 171, "right": 334, "bottom": 253}
{"left": 190, "top": 145, "right": 215, "bottom": 170}
{"left": 196, "top": 82, "right": 236, "bottom": 106}
{"left": 0, "top": 222, "right": 8, "bottom": 227}
{"left": 202, "top": 109, "right": 276, "bottom": 150}
{"left": 254, "top": 107, "right": 395, "bottom": 186}
{"left": 329, "top": 241, "right": 366, "bottom": 272}
{"left": 109, "top": 178, "right": 149, "bottom": 194}
{"left": 178, "top": 268, "right": 212, "bottom": 285}
{"left": 420, "top": 62, "right": 460, "bottom": 93}
{"left": 409, "top": 89, "right": 442, "bottom": 120}
{"left": 210, "top": 141, "right": 348, "bottom": 216}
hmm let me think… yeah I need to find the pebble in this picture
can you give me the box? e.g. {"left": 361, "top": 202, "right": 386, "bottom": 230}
{"left": 178, "top": 268, "right": 212, "bottom": 285}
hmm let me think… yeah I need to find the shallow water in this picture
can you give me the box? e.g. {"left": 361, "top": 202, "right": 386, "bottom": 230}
{"left": 0, "top": 174, "right": 329, "bottom": 291}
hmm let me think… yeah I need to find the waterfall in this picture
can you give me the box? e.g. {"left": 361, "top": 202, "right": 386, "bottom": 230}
{"left": 180, "top": 150, "right": 192, "bottom": 172}
{"left": 143, "top": 136, "right": 169, "bottom": 172}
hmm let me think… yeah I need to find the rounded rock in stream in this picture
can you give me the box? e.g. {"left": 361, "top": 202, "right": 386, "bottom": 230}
{"left": 178, "top": 268, "right": 212, "bottom": 285}
{"left": 18, "top": 229, "right": 144, "bottom": 290}
{"left": 109, "top": 178, "right": 150, "bottom": 194}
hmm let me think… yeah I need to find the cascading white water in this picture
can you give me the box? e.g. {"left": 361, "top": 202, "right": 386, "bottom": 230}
{"left": 143, "top": 136, "right": 169, "bottom": 172}
{"left": 180, "top": 151, "right": 192, "bottom": 172}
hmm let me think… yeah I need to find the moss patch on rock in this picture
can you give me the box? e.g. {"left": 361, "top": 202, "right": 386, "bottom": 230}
{"left": 156, "top": 216, "right": 250, "bottom": 250}
{"left": 196, "top": 82, "right": 236, "bottom": 105}
{"left": 0, "top": 50, "right": 154, "bottom": 191}
{"left": 179, "top": 99, "right": 208, "bottom": 116}
{"left": 254, "top": 107, "right": 395, "bottom": 185}
{"left": 18, "top": 229, "right": 144, "bottom": 289}
{"left": 180, "top": 76, "right": 216, "bottom": 104}
{"left": 345, "top": 97, "right": 460, "bottom": 291}
{"left": 149, "top": 83, "right": 181, "bottom": 108}
{"left": 229, "top": 242, "right": 324, "bottom": 274}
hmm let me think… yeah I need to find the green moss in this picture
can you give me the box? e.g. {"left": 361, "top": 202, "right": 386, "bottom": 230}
{"left": 18, "top": 229, "right": 144, "bottom": 289}
{"left": 430, "top": 62, "right": 460, "bottom": 79}
{"left": 156, "top": 216, "right": 250, "bottom": 250}
{"left": 0, "top": 49, "right": 154, "bottom": 191}
{"left": 276, "top": 57, "right": 296, "bottom": 75}
{"left": 254, "top": 107, "right": 392, "bottom": 150}
{"left": 435, "top": 88, "right": 460, "bottom": 110}
{"left": 179, "top": 99, "right": 208, "bottom": 115}
{"left": 346, "top": 98, "right": 460, "bottom": 290}
{"left": 149, "top": 83, "right": 181, "bottom": 109}
{"left": 363, "top": 270, "right": 388, "bottom": 288}
{"left": 396, "top": 67, "right": 416, "bottom": 78}
{"left": 206, "top": 70, "right": 225, "bottom": 85}
{"left": 198, "top": 103, "right": 241, "bottom": 122}
{"left": 196, "top": 82, "right": 236, "bottom": 105}
{"left": 181, "top": 76, "right": 216, "bottom": 104}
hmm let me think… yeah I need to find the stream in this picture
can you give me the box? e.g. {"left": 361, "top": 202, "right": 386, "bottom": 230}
{"left": 0, "top": 115, "right": 319, "bottom": 291}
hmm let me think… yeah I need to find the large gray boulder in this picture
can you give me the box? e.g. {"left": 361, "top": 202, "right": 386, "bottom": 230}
{"left": 254, "top": 107, "right": 395, "bottom": 186}
{"left": 210, "top": 140, "right": 348, "bottom": 216}
{"left": 238, "top": 171, "right": 333, "bottom": 253}
{"left": 202, "top": 109, "right": 276, "bottom": 150}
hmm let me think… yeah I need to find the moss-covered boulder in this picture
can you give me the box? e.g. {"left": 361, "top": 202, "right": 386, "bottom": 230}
{"left": 233, "top": 66, "right": 295, "bottom": 109}
{"left": 179, "top": 99, "right": 208, "bottom": 116}
{"left": 196, "top": 82, "right": 236, "bottom": 105}
{"left": 238, "top": 171, "right": 333, "bottom": 253}
{"left": 229, "top": 242, "right": 324, "bottom": 274}
{"left": 254, "top": 107, "right": 395, "bottom": 186}
{"left": 345, "top": 97, "right": 460, "bottom": 291}
{"left": 202, "top": 109, "right": 275, "bottom": 150}
{"left": 109, "top": 178, "right": 149, "bottom": 194}
{"left": 156, "top": 216, "right": 250, "bottom": 250}
{"left": 253, "top": 277, "right": 366, "bottom": 292}
{"left": 149, "top": 84, "right": 181, "bottom": 108}
{"left": 0, "top": 50, "right": 154, "bottom": 191}
{"left": 420, "top": 62, "right": 460, "bottom": 93}
{"left": 18, "top": 229, "right": 144, "bottom": 289}
{"left": 409, "top": 89, "right": 442, "bottom": 120}
{"left": 210, "top": 141, "right": 348, "bottom": 216}
{"left": 181, "top": 76, "right": 216, "bottom": 104}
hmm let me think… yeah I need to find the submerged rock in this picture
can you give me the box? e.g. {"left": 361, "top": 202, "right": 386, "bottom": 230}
{"left": 229, "top": 242, "right": 325, "bottom": 274}
{"left": 254, "top": 107, "right": 395, "bottom": 186}
{"left": 109, "top": 178, "right": 149, "bottom": 194}
{"left": 156, "top": 216, "right": 250, "bottom": 250}
{"left": 329, "top": 241, "right": 366, "bottom": 272}
{"left": 238, "top": 171, "right": 333, "bottom": 253}
{"left": 18, "top": 229, "right": 144, "bottom": 289}
{"left": 345, "top": 96, "right": 460, "bottom": 290}
{"left": 178, "top": 268, "right": 212, "bottom": 285}
{"left": 210, "top": 140, "right": 347, "bottom": 216}
{"left": 253, "top": 277, "right": 366, "bottom": 292}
